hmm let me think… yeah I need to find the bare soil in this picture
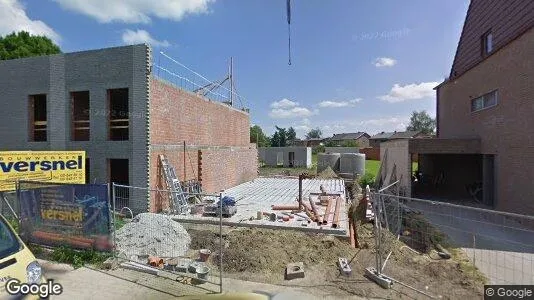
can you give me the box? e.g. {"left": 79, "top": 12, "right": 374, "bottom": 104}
{"left": 184, "top": 224, "right": 484, "bottom": 299}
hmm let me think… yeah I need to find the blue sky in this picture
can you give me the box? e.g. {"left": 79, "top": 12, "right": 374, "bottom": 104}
{"left": 1, "top": 0, "right": 469, "bottom": 138}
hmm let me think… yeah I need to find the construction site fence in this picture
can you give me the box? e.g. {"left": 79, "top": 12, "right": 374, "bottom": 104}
{"left": 15, "top": 181, "right": 112, "bottom": 251}
{"left": 112, "top": 183, "right": 224, "bottom": 295}
{"left": 371, "top": 186, "right": 534, "bottom": 298}
{"left": 0, "top": 190, "right": 19, "bottom": 220}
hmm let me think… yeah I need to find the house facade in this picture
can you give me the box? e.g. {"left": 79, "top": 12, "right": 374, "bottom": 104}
{"left": 369, "top": 131, "right": 423, "bottom": 148}
{"left": 0, "top": 44, "right": 258, "bottom": 213}
{"left": 379, "top": 0, "right": 534, "bottom": 214}
{"left": 328, "top": 132, "right": 370, "bottom": 147}
{"left": 435, "top": 0, "right": 534, "bottom": 214}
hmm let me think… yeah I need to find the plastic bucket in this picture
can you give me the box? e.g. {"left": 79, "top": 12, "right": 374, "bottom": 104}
{"left": 199, "top": 249, "right": 211, "bottom": 262}
{"left": 196, "top": 265, "right": 210, "bottom": 280}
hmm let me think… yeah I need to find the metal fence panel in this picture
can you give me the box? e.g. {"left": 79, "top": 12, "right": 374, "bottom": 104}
{"left": 112, "top": 184, "right": 223, "bottom": 294}
{"left": 372, "top": 186, "right": 534, "bottom": 298}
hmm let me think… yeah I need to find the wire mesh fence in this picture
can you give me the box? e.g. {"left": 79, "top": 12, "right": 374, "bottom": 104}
{"left": 370, "top": 182, "right": 534, "bottom": 298}
{"left": 0, "top": 190, "right": 19, "bottom": 220}
{"left": 112, "top": 184, "right": 224, "bottom": 295}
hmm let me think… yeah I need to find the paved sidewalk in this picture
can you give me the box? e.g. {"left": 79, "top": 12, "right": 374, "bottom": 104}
{"left": 40, "top": 260, "right": 355, "bottom": 300}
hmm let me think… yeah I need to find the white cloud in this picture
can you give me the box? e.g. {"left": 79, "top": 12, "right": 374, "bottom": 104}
{"left": 269, "top": 98, "right": 318, "bottom": 119}
{"left": 358, "top": 117, "right": 408, "bottom": 129}
{"left": 122, "top": 29, "right": 169, "bottom": 47}
{"left": 318, "top": 98, "right": 362, "bottom": 108}
{"left": 271, "top": 98, "right": 298, "bottom": 109}
{"left": 374, "top": 57, "right": 397, "bottom": 67}
{"left": 379, "top": 81, "right": 439, "bottom": 103}
{"left": 269, "top": 107, "right": 317, "bottom": 119}
{"left": 52, "top": 0, "right": 213, "bottom": 23}
{"left": 0, "top": 0, "right": 60, "bottom": 42}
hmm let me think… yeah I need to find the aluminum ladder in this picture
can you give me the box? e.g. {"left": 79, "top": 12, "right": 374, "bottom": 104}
{"left": 159, "top": 154, "right": 188, "bottom": 214}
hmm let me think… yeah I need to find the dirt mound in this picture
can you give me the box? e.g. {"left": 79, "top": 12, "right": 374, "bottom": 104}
{"left": 188, "top": 229, "right": 219, "bottom": 250}
{"left": 316, "top": 166, "right": 338, "bottom": 179}
{"left": 222, "top": 228, "right": 356, "bottom": 273}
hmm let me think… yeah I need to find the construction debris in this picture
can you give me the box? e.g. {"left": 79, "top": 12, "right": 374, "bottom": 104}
{"left": 120, "top": 261, "right": 159, "bottom": 275}
{"left": 115, "top": 213, "right": 191, "bottom": 263}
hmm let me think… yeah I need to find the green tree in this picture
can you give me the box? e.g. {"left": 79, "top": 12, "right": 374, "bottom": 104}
{"left": 287, "top": 127, "right": 297, "bottom": 141}
{"left": 250, "top": 125, "right": 270, "bottom": 147}
{"left": 270, "top": 126, "right": 288, "bottom": 147}
{"left": 324, "top": 140, "right": 337, "bottom": 147}
{"left": 406, "top": 110, "right": 436, "bottom": 134}
{"left": 341, "top": 140, "right": 360, "bottom": 147}
{"left": 0, "top": 31, "right": 61, "bottom": 60}
{"left": 305, "top": 128, "right": 322, "bottom": 139}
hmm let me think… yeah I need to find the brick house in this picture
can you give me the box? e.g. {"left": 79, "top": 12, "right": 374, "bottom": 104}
{"left": 379, "top": 0, "right": 533, "bottom": 214}
{"left": 369, "top": 131, "right": 423, "bottom": 148}
{"left": 0, "top": 44, "right": 258, "bottom": 213}
{"left": 327, "top": 132, "right": 370, "bottom": 147}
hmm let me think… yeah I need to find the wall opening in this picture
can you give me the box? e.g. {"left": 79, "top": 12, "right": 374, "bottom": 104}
{"left": 288, "top": 152, "right": 295, "bottom": 167}
{"left": 482, "top": 154, "right": 495, "bottom": 208}
{"left": 29, "top": 94, "right": 47, "bottom": 142}
{"left": 109, "top": 158, "right": 129, "bottom": 208}
{"left": 109, "top": 159, "right": 129, "bottom": 185}
{"left": 71, "top": 91, "right": 90, "bottom": 141}
{"left": 108, "top": 88, "right": 129, "bottom": 141}
{"left": 414, "top": 154, "right": 483, "bottom": 204}
{"left": 276, "top": 152, "right": 283, "bottom": 166}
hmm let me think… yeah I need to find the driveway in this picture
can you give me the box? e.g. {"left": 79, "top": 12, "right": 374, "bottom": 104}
{"left": 406, "top": 200, "right": 534, "bottom": 284}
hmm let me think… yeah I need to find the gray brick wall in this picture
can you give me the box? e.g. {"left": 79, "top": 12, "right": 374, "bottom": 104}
{"left": 0, "top": 44, "right": 150, "bottom": 213}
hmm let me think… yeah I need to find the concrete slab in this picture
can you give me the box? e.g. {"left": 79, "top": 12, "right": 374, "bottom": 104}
{"left": 173, "top": 177, "right": 348, "bottom": 235}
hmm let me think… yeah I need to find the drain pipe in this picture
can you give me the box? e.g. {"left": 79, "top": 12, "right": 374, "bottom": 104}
{"left": 298, "top": 174, "right": 303, "bottom": 210}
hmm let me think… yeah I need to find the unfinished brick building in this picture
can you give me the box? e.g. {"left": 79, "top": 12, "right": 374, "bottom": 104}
{"left": 0, "top": 44, "right": 258, "bottom": 213}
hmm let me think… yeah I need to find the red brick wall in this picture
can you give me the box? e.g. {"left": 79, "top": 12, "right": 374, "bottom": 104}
{"left": 148, "top": 149, "right": 199, "bottom": 212}
{"left": 437, "top": 28, "right": 534, "bottom": 214}
{"left": 198, "top": 147, "right": 258, "bottom": 194}
{"left": 359, "top": 147, "right": 380, "bottom": 160}
{"left": 149, "top": 79, "right": 250, "bottom": 146}
{"left": 148, "top": 78, "right": 258, "bottom": 212}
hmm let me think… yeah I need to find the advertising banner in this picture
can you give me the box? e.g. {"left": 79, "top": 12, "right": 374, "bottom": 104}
{"left": 18, "top": 184, "right": 112, "bottom": 251}
{"left": 0, "top": 151, "right": 86, "bottom": 191}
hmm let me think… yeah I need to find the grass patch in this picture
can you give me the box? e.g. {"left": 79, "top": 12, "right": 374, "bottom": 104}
{"left": 50, "top": 246, "right": 111, "bottom": 269}
{"left": 114, "top": 217, "right": 127, "bottom": 231}
{"left": 450, "top": 248, "right": 488, "bottom": 284}
{"left": 6, "top": 217, "right": 19, "bottom": 233}
{"left": 366, "top": 160, "right": 381, "bottom": 179}
{"left": 365, "top": 160, "right": 418, "bottom": 180}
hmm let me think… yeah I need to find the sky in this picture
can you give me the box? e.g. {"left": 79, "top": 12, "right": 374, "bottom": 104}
{"left": 0, "top": 0, "right": 470, "bottom": 138}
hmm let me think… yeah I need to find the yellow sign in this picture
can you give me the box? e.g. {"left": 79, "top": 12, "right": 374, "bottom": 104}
{"left": 0, "top": 151, "right": 86, "bottom": 191}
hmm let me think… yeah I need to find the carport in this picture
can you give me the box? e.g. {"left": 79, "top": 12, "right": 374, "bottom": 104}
{"left": 379, "top": 138, "right": 495, "bottom": 207}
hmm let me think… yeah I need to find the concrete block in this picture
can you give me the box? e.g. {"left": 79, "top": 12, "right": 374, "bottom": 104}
{"left": 285, "top": 262, "right": 305, "bottom": 280}
{"left": 102, "top": 257, "right": 119, "bottom": 270}
{"left": 338, "top": 257, "right": 352, "bottom": 276}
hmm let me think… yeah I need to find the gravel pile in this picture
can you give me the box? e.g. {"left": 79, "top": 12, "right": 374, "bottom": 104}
{"left": 115, "top": 213, "right": 191, "bottom": 262}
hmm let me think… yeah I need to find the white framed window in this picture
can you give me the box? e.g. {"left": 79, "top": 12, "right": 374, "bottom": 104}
{"left": 482, "top": 30, "right": 493, "bottom": 55}
{"left": 471, "top": 90, "right": 498, "bottom": 112}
